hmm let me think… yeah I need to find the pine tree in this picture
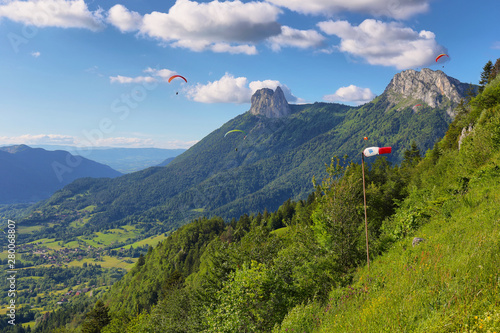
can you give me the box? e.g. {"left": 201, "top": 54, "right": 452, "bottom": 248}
{"left": 479, "top": 60, "right": 493, "bottom": 93}
{"left": 81, "top": 300, "right": 111, "bottom": 333}
{"left": 490, "top": 58, "right": 500, "bottom": 82}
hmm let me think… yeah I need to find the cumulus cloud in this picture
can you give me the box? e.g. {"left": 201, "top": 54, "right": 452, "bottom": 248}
{"left": 323, "top": 85, "right": 376, "bottom": 105}
{"left": 107, "top": 4, "right": 142, "bottom": 32}
{"left": 110, "top": 68, "right": 178, "bottom": 84}
{"left": 143, "top": 68, "right": 178, "bottom": 82}
{"left": 106, "top": 0, "right": 282, "bottom": 54}
{"left": 249, "top": 80, "right": 303, "bottom": 103}
{"left": 31, "top": 51, "right": 41, "bottom": 57}
{"left": 265, "top": 0, "right": 430, "bottom": 19}
{"left": 318, "top": 19, "right": 447, "bottom": 70}
{"left": 267, "top": 26, "right": 325, "bottom": 52}
{"left": 0, "top": 0, "right": 104, "bottom": 31}
{"left": 187, "top": 73, "right": 302, "bottom": 104}
{"left": 187, "top": 73, "right": 251, "bottom": 104}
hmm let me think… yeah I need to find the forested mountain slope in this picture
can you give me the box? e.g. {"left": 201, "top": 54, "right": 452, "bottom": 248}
{"left": 30, "top": 61, "right": 499, "bottom": 333}
{"left": 19, "top": 69, "right": 475, "bottom": 243}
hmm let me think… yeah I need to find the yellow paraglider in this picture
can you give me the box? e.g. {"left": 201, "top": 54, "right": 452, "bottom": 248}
{"left": 224, "top": 130, "right": 247, "bottom": 139}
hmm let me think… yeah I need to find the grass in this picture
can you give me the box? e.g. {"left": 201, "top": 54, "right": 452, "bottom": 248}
{"left": 118, "top": 233, "right": 168, "bottom": 250}
{"left": 77, "top": 227, "right": 141, "bottom": 247}
{"left": 17, "top": 225, "right": 43, "bottom": 234}
{"left": 65, "top": 256, "right": 138, "bottom": 270}
{"left": 275, "top": 96, "right": 500, "bottom": 333}
{"left": 276, "top": 176, "right": 500, "bottom": 332}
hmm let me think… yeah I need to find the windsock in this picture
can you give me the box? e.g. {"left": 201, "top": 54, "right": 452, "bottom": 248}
{"left": 363, "top": 146, "right": 392, "bottom": 157}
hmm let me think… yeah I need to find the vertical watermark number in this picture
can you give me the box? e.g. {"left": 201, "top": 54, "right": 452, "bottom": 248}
{"left": 6, "top": 219, "right": 17, "bottom": 325}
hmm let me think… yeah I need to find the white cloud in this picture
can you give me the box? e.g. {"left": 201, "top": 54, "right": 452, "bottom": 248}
{"left": 107, "top": 4, "right": 142, "bottom": 32}
{"left": 492, "top": 41, "right": 500, "bottom": 50}
{"left": 143, "top": 68, "right": 177, "bottom": 82}
{"left": 0, "top": 134, "right": 76, "bottom": 146}
{"left": 187, "top": 73, "right": 302, "bottom": 104}
{"left": 210, "top": 43, "right": 258, "bottom": 55}
{"left": 0, "top": 0, "right": 104, "bottom": 31}
{"left": 267, "top": 26, "right": 325, "bottom": 52}
{"left": 318, "top": 19, "right": 447, "bottom": 70}
{"left": 323, "top": 85, "right": 376, "bottom": 105}
{"left": 187, "top": 73, "right": 251, "bottom": 104}
{"left": 0, "top": 134, "right": 196, "bottom": 149}
{"left": 109, "top": 75, "right": 157, "bottom": 84}
{"left": 110, "top": 68, "right": 179, "bottom": 84}
{"left": 78, "top": 136, "right": 156, "bottom": 148}
{"left": 106, "top": 0, "right": 282, "bottom": 54}
{"left": 265, "top": 0, "right": 430, "bottom": 19}
{"left": 31, "top": 51, "right": 41, "bottom": 57}
{"left": 249, "top": 80, "right": 303, "bottom": 103}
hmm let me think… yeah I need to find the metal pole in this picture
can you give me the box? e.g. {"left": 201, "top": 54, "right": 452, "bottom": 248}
{"left": 361, "top": 153, "right": 370, "bottom": 269}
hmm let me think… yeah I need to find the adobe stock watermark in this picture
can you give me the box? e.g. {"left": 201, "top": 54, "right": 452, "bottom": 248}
{"left": 51, "top": 79, "right": 159, "bottom": 182}
{"left": 5, "top": 219, "right": 17, "bottom": 326}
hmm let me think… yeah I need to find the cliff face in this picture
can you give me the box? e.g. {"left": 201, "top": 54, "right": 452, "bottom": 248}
{"left": 249, "top": 86, "right": 291, "bottom": 118}
{"left": 384, "top": 68, "right": 477, "bottom": 117}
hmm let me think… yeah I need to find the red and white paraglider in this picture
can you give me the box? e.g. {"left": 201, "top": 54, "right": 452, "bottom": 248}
{"left": 168, "top": 74, "right": 187, "bottom": 95}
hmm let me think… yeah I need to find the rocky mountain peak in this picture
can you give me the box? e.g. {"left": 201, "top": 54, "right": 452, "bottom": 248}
{"left": 249, "top": 86, "right": 291, "bottom": 118}
{"left": 384, "top": 68, "right": 477, "bottom": 117}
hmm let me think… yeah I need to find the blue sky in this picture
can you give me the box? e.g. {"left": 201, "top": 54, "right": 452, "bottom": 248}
{"left": 0, "top": 0, "right": 499, "bottom": 149}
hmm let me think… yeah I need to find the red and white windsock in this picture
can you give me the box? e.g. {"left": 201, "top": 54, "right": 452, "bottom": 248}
{"left": 363, "top": 146, "right": 392, "bottom": 157}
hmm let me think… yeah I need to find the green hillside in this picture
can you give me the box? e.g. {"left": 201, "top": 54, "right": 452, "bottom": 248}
{"left": 30, "top": 61, "right": 499, "bottom": 333}
{"left": 17, "top": 69, "right": 470, "bottom": 248}
{"left": 275, "top": 73, "right": 500, "bottom": 333}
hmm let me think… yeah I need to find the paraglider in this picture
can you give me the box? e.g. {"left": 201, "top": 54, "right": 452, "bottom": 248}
{"left": 412, "top": 103, "right": 422, "bottom": 113}
{"left": 435, "top": 54, "right": 449, "bottom": 62}
{"left": 224, "top": 129, "right": 247, "bottom": 139}
{"left": 436, "top": 54, "right": 449, "bottom": 68}
{"left": 168, "top": 75, "right": 187, "bottom": 83}
{"left": 363, "top": 137, "right": 368, "bottom": 141}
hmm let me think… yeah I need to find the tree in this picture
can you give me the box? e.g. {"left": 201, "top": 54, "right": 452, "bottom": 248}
{"left": 311, "top": 157, "right": 363, "bottom": 272}
{"left": 491, "top": 58, "right": 500, "bottom": 81}
{"left": 479, "top": 60, "right": 493, "bottom": 93}
{"left": 401, "top": 141, "right": 422, "bottom": 169}
{"left": 81, "top": 300, "right": 111, "bottom": 333}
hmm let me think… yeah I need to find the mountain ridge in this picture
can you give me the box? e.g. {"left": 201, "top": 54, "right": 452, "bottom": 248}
{"left": 17, "top": 68, "right": 477, "bottom": 241}
{"left": 0, "top": 145, "right": 122, "bottom": 204}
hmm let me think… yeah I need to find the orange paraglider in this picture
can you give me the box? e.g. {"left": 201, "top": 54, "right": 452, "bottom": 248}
{"left": 168, "top": 75, "right": 187, "bottom": 83}
{"left": 435, "top": 54, "right": 449, "bottom": 62}
{"left": 363, "top": 137, "right": 368, "bottom": 140}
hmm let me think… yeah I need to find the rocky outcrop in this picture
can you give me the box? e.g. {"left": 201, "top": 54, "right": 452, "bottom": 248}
{"left": 384, "top": 68, "right": 477, "bottom": 118}
{"left": 458, "top": 124, "right": 474, "bottom": 150}
{"left": 249, "top": 86, "right": 291, "bottom": 118}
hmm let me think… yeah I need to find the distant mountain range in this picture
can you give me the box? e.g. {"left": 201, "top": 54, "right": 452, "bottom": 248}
{"left": 33, "top": 146, "right": 186, "bottom": 173}
{"left": 20, "top": 69, "right": 477, "bottom": 240}
{"left": 0, "top": 145, "right": 122, "bottom": 204}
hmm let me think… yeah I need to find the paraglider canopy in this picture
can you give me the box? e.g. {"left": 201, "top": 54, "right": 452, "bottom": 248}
{"left": 363, "top": 137, "right": 368, "bottom": 140}
{"left": 168, "top": 75, "right": 187, "bottom": 83}
{"left": 435, "top": 54, "right": 449, "bottom": 62}
{"left": 224, "top": 129, "right": 247, "bottom": 138}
